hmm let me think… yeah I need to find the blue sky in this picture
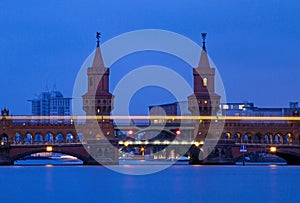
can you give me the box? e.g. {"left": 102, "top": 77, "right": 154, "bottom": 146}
{"left": 0, "top": 0, "right": 299, "bottom": 115}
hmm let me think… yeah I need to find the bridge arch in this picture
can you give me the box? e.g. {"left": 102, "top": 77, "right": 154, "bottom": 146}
{"left": 133, "top": 129, "right": 177, "bottom": 141}
{"left": 275, "top": 151, "right": 300, "bottom": 165}
{"left": 14, "top": 133, "right": 22, "bottom": 144}
{"left": 243, "top": 132, "right": 253, "bottom": 143}
{"left": 55, "top": 133, "right": 64, "bottom": 143}
{"left": 233, "top": 132, "right": 242, "bottom": 143}
{"left": 1, "top": 133, "right": 8, "bottom": 142}
{"left": 12, "top": 149, "right": 89, "bottom": 164}
{"left": 45, "top": 132, "right": 54, "bottom": 143}
{"left": 66, "top": 133, "right": 74, "bottom": 143}
{"left": 253, "top": 133, "right": 262, "bottom": 144}
{"left": 263, "top": 133, "right": 271, "bottom": 144}
{"left": 234, "top": 147, "right": 300, "bottom": 165}
{"left": 285, "top": 133, "right": 294, "bottom": 144}
{"left": 223, "top": 132, "right": 231, "bottom": 140}
{"left": 76, "top": 133, "right": 84, "bottom": 142}
{"left": 274, "top": 133, "right": 283, "bottom": 144}
{"left": 24, "top": 133, "right": 33, "bottom": 144}
{"left": 34, "top": 133, "right": 43, "bottom": 144}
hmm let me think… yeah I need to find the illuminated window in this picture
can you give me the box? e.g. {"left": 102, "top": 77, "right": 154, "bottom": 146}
{"left": 203, "top": 78, "right": 208, "bottom": 87}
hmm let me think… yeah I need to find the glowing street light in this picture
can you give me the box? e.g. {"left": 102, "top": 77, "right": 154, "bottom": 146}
{"left": 46, "top": 146, "right": 53, "bottom": 152}
{"left": 270, "top": 146, "right": 277, "bottom": 153}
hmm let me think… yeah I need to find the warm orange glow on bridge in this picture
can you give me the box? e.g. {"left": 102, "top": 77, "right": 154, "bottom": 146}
{"left": 46, "top": 146, "right": 53, "bottom": 152}
{"left": 5, "top": 115, "right": 300, "bottom": 121}
{"left": 195, "top": 142, "right": 201, "bottom": 147}
{"left": 270, "top": 147, "right": 277, "bottom": 153}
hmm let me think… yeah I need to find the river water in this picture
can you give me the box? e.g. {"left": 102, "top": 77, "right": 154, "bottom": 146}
{"left": 0, "top": 164, "right": 299, "bottom": 203}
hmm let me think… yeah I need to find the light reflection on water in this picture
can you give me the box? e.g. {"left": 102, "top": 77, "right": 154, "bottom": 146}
{"left": 0, "top": 165, "right": 299, "bottom": 203}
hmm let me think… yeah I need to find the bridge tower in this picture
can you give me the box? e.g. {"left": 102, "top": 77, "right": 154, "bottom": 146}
{"left": 188, "top": 33, "right": 221, "bottom": 116}
{"left": 82, "top": 32, "right": 114, "bottom": 139}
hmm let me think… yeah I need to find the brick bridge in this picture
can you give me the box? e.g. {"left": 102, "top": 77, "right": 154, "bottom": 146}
{"left": 1, "top": 115, "right": 300, "bottom": 165}
{"left": 2, "top": 32, "right": 299, "bottom": 165}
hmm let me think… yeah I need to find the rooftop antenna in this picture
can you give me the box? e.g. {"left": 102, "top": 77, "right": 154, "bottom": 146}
{"left": 53, "top": 83, "right": 57, "bottom": 92}
{"left": 45, "top": 84, "right": 49, "bottom": 92}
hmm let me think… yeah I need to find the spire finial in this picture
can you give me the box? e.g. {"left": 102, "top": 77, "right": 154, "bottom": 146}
{"left": 201, "top": 33, "right": 207, "bottom": 51}
{"left": 96, "top": 32, "right": 101, "bottom": 47}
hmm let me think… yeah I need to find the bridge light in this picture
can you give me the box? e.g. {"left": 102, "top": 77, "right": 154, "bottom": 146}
{"left": 124, "top": 141, "right": 129, "bottom": 147}
{"left": 140, "top": 147, "right": 145, "bottom": 156}
{"left": 270, "top": 146, "right": 277, "bottom": 153}
{"left": 195, "top": 142, "right": 201, "bottom": 147}
{"left": 46, "top": 146, "right": 53, "bottom": 152}
{"left": 176, "top": 130, "right": 181, "bottom": 135}
{"left": 128, "top": 130, "right": 133, "bottom": 135}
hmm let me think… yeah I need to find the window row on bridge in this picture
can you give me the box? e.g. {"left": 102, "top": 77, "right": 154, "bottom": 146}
{"left": 0, "top": 133, "right": 85, "bottom": 144}
{"left": 222, "top": 132, "right": 296, "bottom": 144}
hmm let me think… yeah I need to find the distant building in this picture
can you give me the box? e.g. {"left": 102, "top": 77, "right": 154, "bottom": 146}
{"left": 284, "top": 102, "right": 300, "bottom": 116}
{"left": 149, "top": 100, "right": 299, "bottom": 124}
{"left": 28, "top": 90, "right": 72, "bottom": 123}
{"left": 220, "top": 101, "right": 299, "bottom": 123}
{"left": 149, "top": 101, "right": 191, "bottom": 124}
{"left": 220, "top": 102, "right": 283, "bottom": 117}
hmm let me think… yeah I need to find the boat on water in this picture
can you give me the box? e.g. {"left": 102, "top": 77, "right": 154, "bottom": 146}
{"left": 119, "top": 156, "right": 190, "bottom": 165}
{"left": 235, "top": 161, "right": 287, "bottom": 166}
{"left": 50, "top": 154, "right": 78, "bottom": 160}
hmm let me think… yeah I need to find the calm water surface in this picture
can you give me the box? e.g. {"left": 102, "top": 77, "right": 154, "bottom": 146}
{"left": 0, "top": 165, "right": 299, "bottom": 203}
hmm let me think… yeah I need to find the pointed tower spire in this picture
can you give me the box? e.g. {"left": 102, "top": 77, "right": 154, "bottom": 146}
{"left": 96, "top": 32, "right": 100, "bottom": 47}
{"left": 198, "top": 33, "right": 210, "bottom": 69}
{"left": 201, "top": 33, "right": 207, "bottom": 51}
{"left": 92, "top": 32, "right": 105, "bottom": 68}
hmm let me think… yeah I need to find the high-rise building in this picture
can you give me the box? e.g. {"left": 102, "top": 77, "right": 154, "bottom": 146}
{"left": 28, "top": 90, "right": 72, "bottom": 123}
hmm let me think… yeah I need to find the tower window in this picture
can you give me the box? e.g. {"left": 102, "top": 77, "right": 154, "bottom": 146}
{"left": 203, "top": 78, "right": 208, "bottom": 87}
{"left": 90, "top": 77, "right": 93, "bottom": 86}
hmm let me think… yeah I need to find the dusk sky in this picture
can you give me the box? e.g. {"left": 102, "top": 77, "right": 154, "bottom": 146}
{"left": 0, "top": 0, "right": 299, "bottom": 115}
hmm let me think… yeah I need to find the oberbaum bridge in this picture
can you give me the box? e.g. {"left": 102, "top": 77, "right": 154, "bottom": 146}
{"left": 1, "top": 33, "right": 300, "bottom": 165}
